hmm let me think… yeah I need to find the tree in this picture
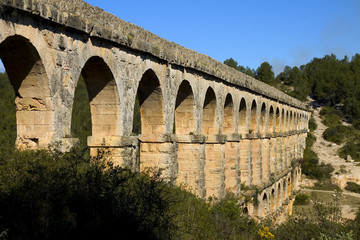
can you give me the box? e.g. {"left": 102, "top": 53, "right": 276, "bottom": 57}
{"left": 223, "top": 58, "right": 255, "bottom": 77}
{"left": 256, "top": 62, "right": 275, "bottom": 85}
{"left": 223, "top": 58, "right": 239, "bottom": 70}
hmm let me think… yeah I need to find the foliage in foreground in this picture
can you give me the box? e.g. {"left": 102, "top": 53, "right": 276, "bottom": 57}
{"left": 0, "top": 148, "right": 260, "bottom": 240}
{"left": 0, "top": 148, "right": 360, "bottom": 240}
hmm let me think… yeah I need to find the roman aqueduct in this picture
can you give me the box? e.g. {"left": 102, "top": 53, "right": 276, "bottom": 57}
{"left": 0, "top": 0, "right": 310, "bottom": 221}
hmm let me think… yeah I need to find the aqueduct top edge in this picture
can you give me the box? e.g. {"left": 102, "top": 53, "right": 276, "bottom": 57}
{"left": 0, "top": 0, "right": 307, "bottom": 110}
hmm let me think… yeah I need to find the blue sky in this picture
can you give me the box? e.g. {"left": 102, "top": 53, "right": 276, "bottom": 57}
{"left": 1, "top": 0, "right": 360, "bottom": 75}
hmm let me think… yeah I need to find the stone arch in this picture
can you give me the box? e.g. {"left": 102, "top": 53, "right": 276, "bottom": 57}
{"left": 222, "top": 93, "right": 235, "bottom": 134}
{"left": 137, "top": 69, "right": 165, "bottom": 134}
{"left": 301, "top": 113, "right": 305, "bottom": 130}
{"left": 79, "top": 56, "right": 121, "bottom": 138}
{"left": 289, "top": 111, "right": 293, "bottom": 131}
{"left": 276, "top": 182, "right": 282, "bottom": 208}
{"left": 281, "top": 109, "right": 286, "bottom": 133}
{"left": 175, "top": 80, "right": 196, "bottom": 134}
{"left": 243, "top": 206, "right": 249, "bottom": 215}
{"left": 259, "top": 102, "right": 267, "bottom": 135}
{"left": 295, "top": 112, "right": 299, "bottom": 130}
{"left": 275, "top": 107, "right": 281, "bottom": 133}
{"left": 283, "top": 180, "right": 287, "bottom": 202}
{"left": 287, "top": 177, "right": 292, "bottom": 197}
{"left": 270, "top": 188, "right": 276, "bottom": 213}
{"left": 284, "top": 110, "right": 289, "bottom": 132}
{"left": 268, "top": 105, "right": 275, "bottom": 133}
{"left": 202, "top": 87, "right": 218, "bottom": 135}
{"left": 262, "top": 193, "right": 269, "bottom": 218}
{"left": 238, "top": 98, "right": 247, "bottom": 135}
{"left": 0, "top": 35, "right": 53, "bottom": 149}
{"left": 249, "top": 99, "right": 257, "bottom": 134}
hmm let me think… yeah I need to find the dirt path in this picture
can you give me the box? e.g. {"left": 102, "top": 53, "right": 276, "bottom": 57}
{"left": 310, "top": 105, "right": 360, "bottom": 188}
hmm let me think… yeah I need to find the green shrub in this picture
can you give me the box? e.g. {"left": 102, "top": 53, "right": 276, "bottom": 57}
{"left": 306, "top": 132, "right": 317, "bottom": 148}
{"left": 313, "top": 180, "right": 341, "bottom": 191}
{"left": 294, "top": 193, "right": 310, "bottom": 205}
{"left": 338, "top": 142, "right": 360, "bottom": 161}
{"left": 345, "top": 182, "right": 360, "bottom": 194}
{"left": 323, "top": 125, "right": 352, "bottom": 144}
{"left": 322, "top": 113, "right": 342, "bottom": 127}
{"left": 320, "top": 106, "right": 343, "bottom": 127}
{"left": 309, "top": 115, "right": 318, "bottom": 131}
{"left": 0, "top": 149, "right": 178, "bottom": 240}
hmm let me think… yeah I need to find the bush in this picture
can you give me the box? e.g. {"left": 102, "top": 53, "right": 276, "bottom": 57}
{"left": 309, "top": 115, "right": 318, "bottom": 131}
{"left": 294, "top": 193, "right": 310, "bottom": 205}
{"left": 322, "top": 113, "right": 342, "bottom": 127}
{"left": 338, "top": 142, "right": 360, "bottom": 161}
{"left": 323, "top": 125, "right": 352, "bottom": 144}
{"left": 345, "top": 182, "right": 360, "bottom": 194}
{"left": 0, "top": 149, "right": 178, "bottom": 240}
{"left": 313, "top": 180, "right": 341, "bottom": 191}
{"left": 306, "top": 132, "right": 317, "bottom": 148}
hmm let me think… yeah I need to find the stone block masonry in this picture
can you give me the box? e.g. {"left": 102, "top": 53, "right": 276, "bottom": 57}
{"left": 0, "top": 0, "right": 309, "bottom": 220}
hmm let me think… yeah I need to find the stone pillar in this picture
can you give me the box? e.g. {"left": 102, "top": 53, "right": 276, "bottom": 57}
{"left": 205, "top": 137, "right": 225, "bottom": 198}
{"left": 88, "top": 136, "right": 138, "bottom": 169}
{"left": 225, "top": 140, "right": 240, "bottom": 195}
{"left": 252, "top": 139, "right": 261, "bottom": 186}
{"left": 288, "top": 199, "right": 294, "bottom": 216}
{"left": 176, "top": 135, "right": 205, "bottom": 196}
{"left": 276, "top": 137, "right": 282, "bottom": 172}
{"left": 286, "top": 136, "right": 292, "bottom": 167}
{"left": 139, "top": 135, "right": 177, "bottom": 181}
{"left": 269, "top": 137, "right": 277, "bottom": 175}
{"left": 240, "top": 139, "right": 252, "bottom": 186}
{"left": 282, "top": 137, "right": 287, "bottom": 169}
{"left": 261, "top": 138, "right": 270, "bottom": 183}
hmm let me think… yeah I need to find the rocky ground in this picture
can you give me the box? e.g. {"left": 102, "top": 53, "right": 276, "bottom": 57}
{"left": 299, "top": 100, "right": 360, "bottom": 219}
{"left": 311, "top": 104, "right": 360, "bottom": 188}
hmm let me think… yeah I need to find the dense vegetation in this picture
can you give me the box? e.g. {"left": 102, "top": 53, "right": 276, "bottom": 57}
{"left": 0, "top": 148, "right": 360, "bottom": 240}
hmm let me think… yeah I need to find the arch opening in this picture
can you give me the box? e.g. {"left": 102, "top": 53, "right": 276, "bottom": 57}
{"left": 277, "top": 183, "right": 281, "bottom": 208}
{"left": 249, "top": 100, "right": 257, "bottom": 134}
{"left": 270, "top": 188, "right": 276, "bottom": 213}
{"left": 0, "top": 59, "right": 16, "bottom": 152}
{"left": 281, "top": 109, "right": 286, "bottom": 133}
{"left": 238, "top": 98, "right": 247, "bottom": 135}
{"left": 0, "top": 35, "right": 53, "bottom": 149}
{"left": 268, "top": 106, "right": 275, "bottom": 133}
{"left": 287, "top": 177, "right": 292, "bottom": 197}
{"left": 262, "top": 193, "right": 269, "bottom": 218}
{"left": 77, "top": 56, "right": 121, "bottom": 139}
{"left": 289, "top": 111, "right": 293, "bottom": 131}
{"left": 222, "top": 94, "right": 235, "bottom": 134}
{"left": 136, "top": 69, "right": 165, "bottom": 135}
{"left": 175, "top": 80, "right": 196, "bottom": 134}
{"left": 275, "top": 107, "right": 281, "bottom": 133}
{"left": 71, "top": 75, "right": 91, "bottom": 146}
{"left": 260, "top": 102, "right": 266, "bottom": 134}
{"left": 202, "top": 87, "right": 218, "bottom": 135}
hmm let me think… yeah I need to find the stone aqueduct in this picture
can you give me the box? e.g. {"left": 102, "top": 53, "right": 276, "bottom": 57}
{"left": 0, "top": 0, "right": 310, "bottom": 220}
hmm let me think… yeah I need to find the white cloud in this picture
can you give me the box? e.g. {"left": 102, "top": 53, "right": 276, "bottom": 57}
{"left": 271, "top": 58, "right": 285, "bottom": 76}
{"left": 290, "top": 46, "right": 313, "bottom": 67}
